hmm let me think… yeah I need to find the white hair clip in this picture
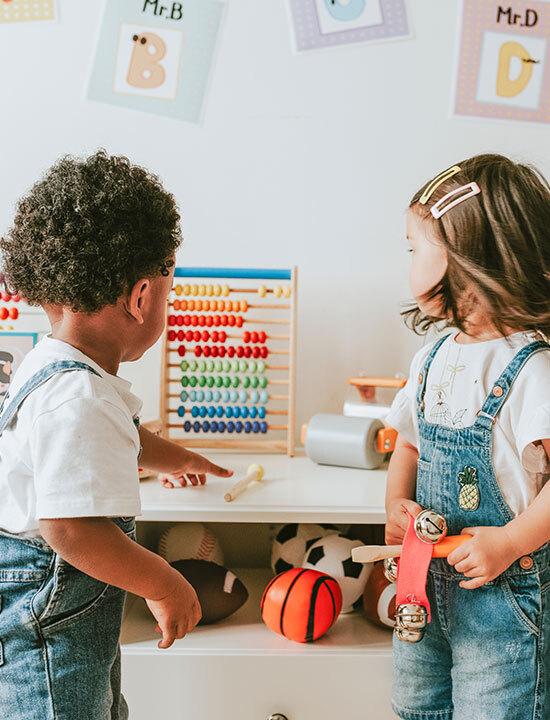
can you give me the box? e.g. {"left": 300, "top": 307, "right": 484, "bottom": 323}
{"left": 430, "top": 182, "right": 481, "bottom": 219}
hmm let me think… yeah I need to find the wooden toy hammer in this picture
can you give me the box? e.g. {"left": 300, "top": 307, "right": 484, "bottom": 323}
{"left": 352, "top": 534, "right": 471, "bottom": 563}
{"left": 224, "top": 463, "right": 264, "bottom": 502}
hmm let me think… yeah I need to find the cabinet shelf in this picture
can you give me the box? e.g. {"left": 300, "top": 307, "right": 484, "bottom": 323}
{"left": 121, "top": 568, "right": 393, "bottom": 658}
{"left": 137, "top": 453, "right": 387, "bottom": 524}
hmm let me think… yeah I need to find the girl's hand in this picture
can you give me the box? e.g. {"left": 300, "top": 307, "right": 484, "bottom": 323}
{"left": 447, "top": 526, "right": 520, "bottom": 589}
{"left": 160, "top": 449, "right": 233, "bottom": 489}
{"left": 385, "top": 497, "right": 424, "bottom": 545}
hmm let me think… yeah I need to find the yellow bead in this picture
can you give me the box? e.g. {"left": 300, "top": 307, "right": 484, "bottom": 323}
{"left": 240, "top": 300, "right": 248, "bottom": 312}
{"left": 213, "top": 285, "right": 221, "bottom": 296}
{"left": 198, "top": 285, "right": 206, "bottom": 296}
{"left": 258, "top": 285, "right": 267, "bottom": 298}
{"left": 183, "top": 284, "right": 190, "bottom": 296}
{"left": 222, "top": 284, "right": 230, "bottom": 297}
{"left": 232, "top": 301, "right": 239, "bottom": 312}
{"left": 282, "top": 286, "right": 291, "bottom": 298}
{"left": 274, "top": 286, "right": 282, "bottom": 298}
{"left": 206, "top": 284, "right": 213, "bottom": 296}
{"left": 191, "top": 285, "right": 198, "bottom": 296}
{"left": 174, "top": 284, "right": 182, "bottom": 296}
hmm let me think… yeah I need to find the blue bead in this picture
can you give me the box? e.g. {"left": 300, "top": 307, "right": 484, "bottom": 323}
{"left": 204, "top": 390, "right": 213, "bottom": 402}
{"left": 227, "top": 421, "right": 235, "bottom": 433}
{"left": 177, "top": 406, "right": 185, "bottom": 417}
{"left": 207, "top": 406, "right": 216, "bottom": 418}
{"left": 250, "top": 390, "right": 259, "bottom": 404}
{"left": 222, "top": 390, "right": 230, "bottom": 403}
{"left": 212, "top": 390, "right": 221, "bottom": 402}
{"left": 239, "top": 390, "right": 248, "bottom": 403}
{"left": 189, "top": 390, "right": 196, "bottom": 402}
{"left": 260, "top": 390, "right": 269, "bottom": 404}
{"left": 193, "top": 421, "right": 201, "bottom": 433}
{"left": 180, "top": 391, "right": 188, "bottom": 402}
{"left": 235, "top": 421, "right": 243, "bottom": 433}
{"left": 216, "top": 406, "right": 224, "bottom": 417}
{"left": 260, "top": 421, "right": 268, "bottom": 433}
{"left": 191, "top": 406, "right": 199, "bottom": 417}
{"left": 183, "top": 421, "right": 191, "bottom": 432}
{"left": 202, "top": 420, "right": 210, "bottom": 432}
{"left": 210, "top": 421, "right": 218, "bottom": 433}
{"left": 258, "top": 407, "right": 266, "bottom": 419}
{"left": 218, "top": 421, "right": 226, "bottom": 433}
{"left": 230, "top": 390, "right": 238, "bottom": 402}
{"left": 196, "top": 390, "right": 204, "bottom": 402}
{"left": 252, "top": 421, "right": 260, "bottom": 433}
{"left": 232, "top": 406, "right": 240, "bottom": 418}
{"left": 249, "top": 407, "right": 258, "bottom": 419}
{"left": 244, "top": 421, "right": 252, "bottom": 433}
{"left": 241, "top": 407, "right": 249, "bottom": 418}
{"left": 199, "top": 406, "right": 207, "bottom": 418}
{"left": 226, "top": 406, "right": 233, "bottom": 418}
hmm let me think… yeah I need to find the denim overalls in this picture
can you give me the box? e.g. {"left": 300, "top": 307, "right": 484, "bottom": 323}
{"left": 0, "top": 361, "right": 136, "bottom": 720}
{"left": 392, "top": 336, "right": 550, "bottom": 720}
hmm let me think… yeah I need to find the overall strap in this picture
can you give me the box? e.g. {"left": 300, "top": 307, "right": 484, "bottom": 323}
{"left": 0, "top": 360, "right": 100, "bottom": 436}
{"left": 475, "top": 340, "right": 550, "bottom": 430}
{"left": 416, "top": 334, "right": 452, "bottom": 416}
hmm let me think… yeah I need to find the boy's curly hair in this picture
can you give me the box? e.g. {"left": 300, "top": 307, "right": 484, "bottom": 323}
{"left": 1, "top": 150, "right": 181, "bottom": 312}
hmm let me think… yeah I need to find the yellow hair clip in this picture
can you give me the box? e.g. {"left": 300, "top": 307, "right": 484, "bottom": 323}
{"left": 419, "top": 165, "right": 462, "bottom": 205}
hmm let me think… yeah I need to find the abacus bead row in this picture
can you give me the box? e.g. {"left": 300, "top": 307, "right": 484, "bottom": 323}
{"left": 257, "top": 285, "right": 291, "bottom": 298}
{"left": 179, "top": 389, "right": 270, "bottom": 404}
{"left": 0, "top": 307, "right": 18, "bottom": 320}
{"left": 174, "top": 284, "right": 231, "bottom": 297}
{"left": 178, "top": 405, "right": 267, "bottom": 419}
{"left": 167, "top": 329, "right": 267, "bottom": 344}
{"left": 1, "top": 292, "right": 21, "bottom": 303}
{"left": 180, "top": 375, "right": 269, "bottom": 389}
{"left": 173, "top": 299, "right": 248, "bottom": 313}
{"left": 188, "top": 345, "right": 269, "bottom": 359}
{"left": 168, "top": 315, "right": 244, "bottom": 328}
{"left": 179, "top": 359, "right": 266, "bottom": 374}
{"left": 182, "top": 420, "right": 268, "bottom": 434}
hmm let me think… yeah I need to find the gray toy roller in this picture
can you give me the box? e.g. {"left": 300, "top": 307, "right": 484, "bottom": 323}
{"left": 304, "top": 414, "right": 386, "bottom": 470}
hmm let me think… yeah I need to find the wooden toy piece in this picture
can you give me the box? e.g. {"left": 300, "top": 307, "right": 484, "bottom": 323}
{"left": 349, "top": 375, "right": 406, "bottom": 403}
{"left": 351, "top": 534, "right": 472, "bottom": 564}
{"left": 224, "top": 463, "right": 264, "bottom": 502}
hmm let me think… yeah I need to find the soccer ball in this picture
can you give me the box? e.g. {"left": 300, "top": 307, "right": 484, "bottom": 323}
{"left": 271, "top": 523, "right": 339, "bottom": 575}
{"left": 302, "top": 533, "right": 373, "bottom": 613}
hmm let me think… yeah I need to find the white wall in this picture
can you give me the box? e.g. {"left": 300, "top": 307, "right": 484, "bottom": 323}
{"left": 1, "top": 0, "right": 549, "bottom": 429}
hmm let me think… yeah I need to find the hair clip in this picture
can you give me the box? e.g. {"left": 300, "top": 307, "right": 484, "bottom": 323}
{"left": 419, "top": 165, "right": 462, "bottom": 205}
{"left": 430, "top": 182, "right": 481, "bottom": 219}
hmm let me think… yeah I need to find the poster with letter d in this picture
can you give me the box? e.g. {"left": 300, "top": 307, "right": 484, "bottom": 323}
{"left": 454, "top": 0, "right": 550, "bottom": 124}
{"left": 88, "top": 0, "right": 225, "bottom": 124}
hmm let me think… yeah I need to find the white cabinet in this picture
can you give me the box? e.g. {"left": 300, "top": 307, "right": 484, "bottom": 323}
{"left": 121, "top": 454, "right": 397, "bottom": 719}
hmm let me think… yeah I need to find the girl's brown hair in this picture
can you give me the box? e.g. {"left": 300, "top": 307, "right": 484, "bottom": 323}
{"left": 404, "top": 153, "right": 550, "bottom": 338}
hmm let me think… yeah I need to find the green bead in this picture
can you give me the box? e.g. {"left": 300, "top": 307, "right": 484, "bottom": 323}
{"left": 251, "top": 376, "right": 259, "bottom": 388}
{"left": 180, "top": 390, "right": 188, "bottom": 401}
{"left": 207, "top": 376, "right": 215, "bottom": 388}
{"left": 231, "top": 376, "right": 240, "bottom": 388}
{"left": 206, "top": 360, "right": 214, "bottom": 372}
{"left": 243, "top": 376, "right": 250, "bottom": 388}
{"left": 259, "top": 376, "right": 268, "bottom": 388}
{"left": 223, "top": 360, "right": 231, "bottom": 373}
{"left": 248, "top": 360, "right": 257, "bottom": 373}
{"left": 231, "top": 360, "right": 239, "bottom": 373}
{"left": 223, "top": 376, "right": 231, "bottom": 388}
{"left": 188, "top": 360, "right": 196, "bottom": 372}
{"left": 215, "top": 360, "right": 223, "bottom": 372}
{"left": 181, "top": 376, "right": 189, "bottom": 387}
{"left": 198, "top": 375, "right": 207, "bottom": 387}
{"left": 257, "top": 361, "right": 265, "bottom": 374}
{"left": 197, "top": 360, "right": 205, "bottom": 372}
{"left": 215, "top": 376, "right": 223, "bottom": 387}
{"left": 239, "top": 360, "right": 247, "bottom": 373}
{"left": 180, "top": 360, "right": 189, "bottom": 371}
{"left": 189, "top": 376, "right": 197, "bottom": 387}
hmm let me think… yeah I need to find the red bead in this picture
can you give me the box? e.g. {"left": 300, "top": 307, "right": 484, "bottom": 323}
{"left": 167, "top": 330, "right": 176, "bottom": 341}
{"left": 206, "top": 316, "right": 213, "bottom": 327}
{"left": 177, "top": 330, "right": 185, "bottom": 341}
{"left": 177, "top": 345, "right": 186, "bottom": 357}
{"left": 191, "top": 316, "right": 198, "bottom": 326}
{"left": 198, "top": 316, "right": 206, "bottom": 326}
{"left": 236, "top": 346, "right": 244, "bottom": 358}
{"left": 244, "top": 347, "right": 252, "bottom": 358}
{"left": 219, "top": 331, "right": 227, "bottom": 343}
{"left": 243, "top": 331, "right": 251, "bottom": 343}
{"left": 227, "top": 346, "right": 235, "bottom": 357}
{"left": 177, "top": 316, "right": 184, "bottom": 326}
{"left": 211, "top": 346, "right": 219, "bottom": 357}
{"left": 168, "top": 315, "right": 176, "bottom": 326}
{"left": 259, "top": 331, "right": 266, "bottom": 343}
{"left": 0, "top": 308, "right": 8, "bottom": 320}
{"left": 219, "top": 346, "right": 226, "bottom": 357}
{"left": 260, "top": 346, "right": 268, "bottom": 358}
{"left": 228, "top": 315, "right": 236, "bottom": 327}
{"left": 184, "top": 330, "right": 191, "bottom": 341}
{"left": 253, "top": 346, "right": 261, "bottom": 358}
{"left": 184, "top": 315, "right": 191, "bottom": 326}
{"left": 203, "top": 346, "right": 211, "bottom": 357}
{"left": 251, "top": 332, "right": 258, "bottom": 343}
{"left": 9, "top": 307, "right": 18, "bottom": 320}
{"left": 194, "top": 346, "right": 202, "bottom": 357}
{"left": 194, "top": 331, "right": 201, "bottom": 342}
{"left": 12, "top": 294, "right": 21, "bottom": 303}
{"left": 236, "top": 316, "right": 243, "bottom": 328}
{"left": 221, "top": 315, "right": 228, "bottom": 326}
{"left": 1, "top": 292, "right": 11, "bottom": 303}
{"left": 211, "top": 331, "right": 218, "bottom": 342}
{"left": 214, "top": 316, "right": 221, "bottom": 326}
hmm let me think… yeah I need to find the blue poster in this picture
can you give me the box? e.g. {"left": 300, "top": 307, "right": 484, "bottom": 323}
{"left": 88, "top": 0, "right": 225, "bottom": 124}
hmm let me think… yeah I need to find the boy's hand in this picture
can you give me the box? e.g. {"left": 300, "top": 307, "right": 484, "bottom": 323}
{"left": 385, "top": 497, "right": 423, "bottom": 545}
{"left": 146, "top": 572, "right": 202, "bottom": 649}
{"left": 447, "top": 526, "right": 520, "bottom": 589}
{"left": 160, "top": 448, "right": 233, "bottom": 489}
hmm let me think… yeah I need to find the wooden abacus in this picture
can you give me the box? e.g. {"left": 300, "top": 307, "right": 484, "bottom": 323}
{"left": 161, "top": 267, "right": 297, "bottom": 455}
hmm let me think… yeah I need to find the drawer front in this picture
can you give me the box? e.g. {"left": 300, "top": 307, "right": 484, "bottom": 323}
{"left": 121, "top": 654, "right": 396, "bottom": 719}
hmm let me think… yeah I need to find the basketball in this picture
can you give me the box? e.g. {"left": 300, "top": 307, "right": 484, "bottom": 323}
{"left": 260, "top": 567, "right": 342, "bottom": 643}
{"left": 362, "top": 561, "right": 396, "bottom": 629}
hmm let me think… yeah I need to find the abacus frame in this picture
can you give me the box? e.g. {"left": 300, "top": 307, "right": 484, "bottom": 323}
{"left": 160, "top": 267, "right": 297, "bottom": 455}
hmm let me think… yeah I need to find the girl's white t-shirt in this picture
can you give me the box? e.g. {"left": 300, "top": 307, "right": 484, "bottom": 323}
{"left": 386, "top": 332, "right": 550, "bottom": 517}
{"left": 0, "top": 336, "right": 142, "bottom": 536}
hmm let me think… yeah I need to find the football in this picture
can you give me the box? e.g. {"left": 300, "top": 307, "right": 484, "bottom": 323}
{"left": 302, "top": 533, "right": 373, "bottom": 613}
{"left": 158, "top": 523, "right": 224, "bottom": 566}
{"left": 170, "top": 559, "right": 248, "bottom": 625}
{"left": 270, "top": 523, "right": 339, "bottom": 575}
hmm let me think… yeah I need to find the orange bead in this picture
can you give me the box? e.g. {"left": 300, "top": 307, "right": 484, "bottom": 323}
{"left": 217, "top": 300, "right": 224, "bottom": 312}
{"left": 181, "top": 300, "right": 188, "bottom": 311}
{"left": 174, "top": 299, "right": 180, "bottom": 311}
{"left": 9, "top": 308, "right": 18, "bottom": 320}
{"left": 188, "top": 300, "right": 195, "bottom": 311}
{"left": 240, "top": 300, "right": 248, "bottom": 312}
{"left": 0, "top": 308, "right": 8, "bottom": 320}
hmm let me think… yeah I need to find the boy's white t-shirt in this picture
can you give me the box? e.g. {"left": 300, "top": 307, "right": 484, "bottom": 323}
{"left": 0, "top": 336, "right": 142, "bottom": 536}
{"left": 386, "top": 332, "right": 550, "bottom": 517}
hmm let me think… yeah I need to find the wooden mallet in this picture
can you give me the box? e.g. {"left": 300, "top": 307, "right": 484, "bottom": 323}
{"left": 224, "top": 463, "right": 265, "bottom": 502}
{"left": 352, "top": 534, "right": 472, "bottom": 563}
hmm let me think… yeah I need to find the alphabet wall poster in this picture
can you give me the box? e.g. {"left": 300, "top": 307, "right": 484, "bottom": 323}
{"left": 454, "top": 0, "right": 550, "bottom": 124}
{"left": 88, "top": 0, "right": 225, "bottom": 124}
{"left": 0, "top": 0, "right": 56, "bottom": 24}
{"left": 288, "top": 0, "right": 410, "bottom": 52}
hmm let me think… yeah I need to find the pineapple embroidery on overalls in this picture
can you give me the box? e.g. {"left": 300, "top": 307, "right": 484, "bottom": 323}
{"left": 458, "top": 465, "right": 480, "bottom": 511}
